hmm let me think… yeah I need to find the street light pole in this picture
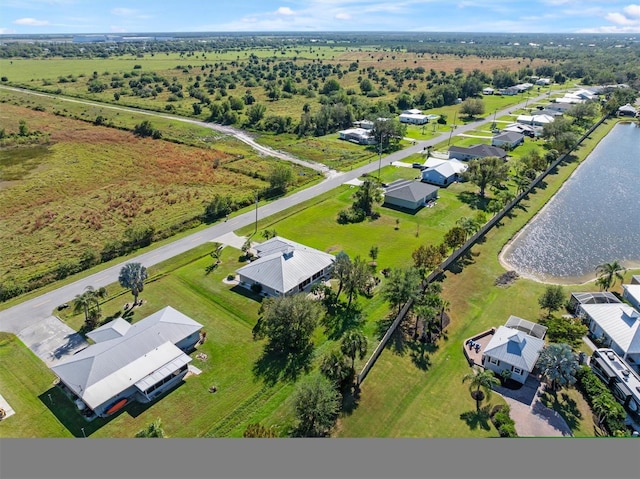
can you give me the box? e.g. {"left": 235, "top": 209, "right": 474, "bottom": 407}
{"left": 254, "top": 192, "right": 258, "bottom": 235}
{"left": 378, "top": 133, "right": 385, "bottom": 180}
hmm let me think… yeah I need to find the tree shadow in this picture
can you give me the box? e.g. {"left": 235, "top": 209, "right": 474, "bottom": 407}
{"left": 446, "top": 250, "right": 478, "bottom": 275}
{"left": 339, "top": 383, "right": 361, "bottom": 417}
{"left": 460, "top": 405, "right": 492, "bottom": 431}
{"left": 321, "top": 302, "right": 365, "bottom": 340}
{"left": 375, "top": 314, "right": 411, "bottom": 356}
{"left": 457, "top": 191, "right": 489, "bottom": 211}
{"left": 252, "top": 344, "right": 313, "bottom": 387}
{"left": 407, "top": 340, "right": 437, "bottom": 371}
{"left": 538, "top": 388, "right": 582, "bottom": 432}
{"left": 230, "top": 284, "right": 264, "bottom": 303}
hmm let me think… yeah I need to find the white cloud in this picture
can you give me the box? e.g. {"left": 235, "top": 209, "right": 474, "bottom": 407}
{"left": 0, "top": 27, "right": 17, "bottom": 34}
{"left": 606, "top": 12, "right": 636, "bottom": 25}
{"left": 111, "top": 8, "right": 137, "bottom": 17}
{"left": 623, "top": 4, "right": 640, "bottom": 17}
{"left": 275, "top": 7, "right": 295, "bottom": 16}
{"left": 335, "top": 12, "right": 351, "bottom": 20}
{"left": 583, "top": 3, "right": 640, "bottom": 32}
{"left": 13, "top": 17, "right": 49, "bottom": 26}
{"left": 110, "top": 25, "right": 128, "bottom": 32}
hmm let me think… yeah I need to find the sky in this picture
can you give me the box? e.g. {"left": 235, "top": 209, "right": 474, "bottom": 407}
{"left": 1, "top": 0, "right": 640, "bottom": 35}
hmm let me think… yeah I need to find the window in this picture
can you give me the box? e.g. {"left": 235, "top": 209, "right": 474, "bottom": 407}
{"left": 489, "top": 357, "right": 499, "bottom": 365}
{"left": 512, "top": 367, "right": 523, "bottom": 375}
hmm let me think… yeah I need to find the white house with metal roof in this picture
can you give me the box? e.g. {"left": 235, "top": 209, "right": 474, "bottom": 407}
{"left": 577, "top": 303, "right": 640, "bottom": 373}
{"left": 590, "top": 348, "right": 640, "bottom": 422}
{"left": 236, "top": 237, "right": 334, "bottom": 297}
{"left": 622, "top": 284, "right": 640, "bottom": 311}
{"left": 491, "top": 131, "right": 525, "bottom": 149}
{"left": 420, "top": 160, "right": 467, "bottom": 187}
{"left": 51, "top": 306, "right": 202, "bottom": 417}
{"left": 481, "top": 324, "right": 545, "bottom": 384}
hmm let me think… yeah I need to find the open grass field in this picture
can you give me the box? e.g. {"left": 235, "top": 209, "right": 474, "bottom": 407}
{"left": 0, "top": 99, "right": 319, "bottom": 287}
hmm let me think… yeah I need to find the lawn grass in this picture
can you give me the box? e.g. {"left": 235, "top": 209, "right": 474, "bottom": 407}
{"left": 0, "top": 333, "right": 72, "bottom": 438}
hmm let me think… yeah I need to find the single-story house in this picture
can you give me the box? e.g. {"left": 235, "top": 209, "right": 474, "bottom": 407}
{"left": 338, "top": 127, "right": 376, "bottom": 145}
{"left": 421, "top": 160, "right": 468, "bottom": 186}
{"left": 499, "top": 86, "right": 520, "bottom": 96}
{"left": 577, "top": 303, "right": 640, "bottom": 371}
{"left": 555, "top": 96, "right": 585, "bottom": 105}
{"left": 491, "top": 131, "right": 525, "bottom": 149}
{"left": 399, "top": 113, "right": 429, "bottom": 125}
{"left": 383, "top": 179, "right": 439, "bottom": 211}
{"left": 353, "top": 119, "right": 374, "bottom": 130}
{"left": 531, "top": 108, "right": 563, "bottom": 117}
{"left": 482, "top": 87, "right": 495, "bottom": 95}
{"left": 623, "top": 284, "right": 640, "bottom": 311}
{"left": 546, "top": 102, "right": 573, "bottom": 113}
{"left": 236, "top": 236, "right": 334, "bottom": 297}
{"left": 481, "top": 324, "right": 546, "bottom": 384}
{"left": 448, "top": 144, "right": 507, "bottom": 161}
{"left": 590, "top": 348, "right": 640, "bottom": 421}
{"left": 572, "top": 89, "right": 598, "bottom": 100}
{"left": 535, "top": 78, "right": 551, "bottom": 86}
{"left": 502, "top": 122, "right": 538, "bottom": 138}
{"left": 51, "top": 306, "right": 202, "bottom": 418}
{"left": 618, "top": 103, "right": 638, "bottom": 117}
{"left": 516, "top": 114, "right": 555, "bottom": 127}
{"left": 401, "top": 108, "right": 423, "bottom": 115}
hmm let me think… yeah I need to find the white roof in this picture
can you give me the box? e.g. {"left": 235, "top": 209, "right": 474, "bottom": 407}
{"left": 517, "top": 114, "right": 554, "bottom": 124}
{"left": 581, "top": 303, "right": 640, "bottom": 354}
{"left": 86, "top": 317, "right": 131, "bottom": 343}
{"left": 237, "top": 237, "right": 334, "bottom": 295}
{"left": 422, "top": 160, "right": 467, "bottom": 179}
{"left": 424, "top": 157, "right": 467, "bottom": 172}
{"left": 51, "top": 306, "right": 201, "bottom": 409}
{"left": 483, "top": 326, "right": 545, "bottom": 372}
{"left": 402, "top": 108, "right": 423, "bottom": 115}
{"left": 623, "top": 284, "right": 640, "bottom": 304}
{"left": 399, "top": 113, "right": 428, "bottom": 120}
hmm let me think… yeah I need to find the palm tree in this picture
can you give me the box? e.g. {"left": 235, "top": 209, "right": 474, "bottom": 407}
{"left": 456, "top": 217, "right": 477, "bottom": 240}
{"left": 319, "top": 348, "right": 352, "bottom": 387}
{"left": 462, "top": 367, "right": 500, "bottom": 411}
{"left": 595, "top": 260, "right": 626, "bottom": 292}
{"left": 414, "top": 304, "right": 436, "bottom": 341}
{"left": 135, "top": 418, "right": 166, "bottom": 438}
{"left": 340, "top": 328, "right": 368, "bottom": 372}
{"left": 591, "top": 394, "right": 617, "bottom": 429}
{"left": 537, "top": 343, "right": 579, "bottom": 391}
{"left": 118, "top": 262, "right": 148, "bottom": 306}
{"left": 210, "top": 242, "right": 224, "bottom": 265}
{"left": 84, "top": 285, "right": 107, "bottom": 316}
{"left": 73, "top": 288, "right": 93, "bottom": 324}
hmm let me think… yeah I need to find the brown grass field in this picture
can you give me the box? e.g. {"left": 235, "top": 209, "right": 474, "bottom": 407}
{"left": 0, "top": 103, "right": 316, "bottom": 286}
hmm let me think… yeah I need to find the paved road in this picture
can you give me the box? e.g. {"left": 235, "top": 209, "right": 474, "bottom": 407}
{"left": 0, "top": 86, "right": 554, "bottom": 364}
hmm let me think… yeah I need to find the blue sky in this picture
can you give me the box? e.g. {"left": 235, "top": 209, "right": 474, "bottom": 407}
{"left": 1, "top": 1, "right": 639, "bottom": 35}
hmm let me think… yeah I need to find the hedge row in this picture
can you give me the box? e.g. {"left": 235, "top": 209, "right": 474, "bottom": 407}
{"left": 575, "top": 366, "right": 627, "bottom": 435}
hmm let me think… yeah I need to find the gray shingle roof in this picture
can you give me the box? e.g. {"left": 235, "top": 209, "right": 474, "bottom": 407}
{"left": 51, "top": 306, "right": 202, "bottom": 409}
{"left": 483, "top": 326, "right": 545, "bottom": 372}
{"left": 449, "top": 144, "right": 506, "bottom": 158}
{"left": 492, "top": 131, "right": 524, "bottom": 143}
{"left": 236, "top": 237, "right": 334, "bottom": 295}
{"left": 384, "top": 179, "right": 439, "bottom": 202}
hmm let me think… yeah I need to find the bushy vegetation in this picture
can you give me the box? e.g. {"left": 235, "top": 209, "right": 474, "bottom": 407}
{"left": 575, "top": 366, "right": 627, "bottom": 436}
{"left": 490, "top": 405, "right": 518, "bottom": 438}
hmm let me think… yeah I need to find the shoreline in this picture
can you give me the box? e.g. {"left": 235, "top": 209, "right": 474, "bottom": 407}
{"left": 498, "top": 121, "right": 640, "bottom": 286}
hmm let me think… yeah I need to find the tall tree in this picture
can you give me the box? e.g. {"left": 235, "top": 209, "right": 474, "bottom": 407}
{"left": 352, "top": 178, "right": 383, "bottom": 218}
{"left": 73, "top": 287, "right": 93, "bottom": 326}
{"left": 595, "top": 260, "right": 626, "bottom": 291}
{"left": 253, "top": 294, "right": 324, "bottom": 356}
{"left": 268, "top": 163, "right": 294, "bottom": 195}
{"left": 319, "top": 348, "right": 352, "bottom": 387}
{"left": 412, "top": 244, "right": 443, "bottom": 281}
{"left": 343, "top": 256, "right": 372, "bottom": 309}
{"left": 538, "top": 285, "right": 565, "bottom": 318}
{"left": 340, "top": 328, "right": 368, "bottom": 372}
{"left": 463, "top": 156, "right": 509, "bottom": 198}
{"left": 462, "top": 367, "right": 500, "bottom": 411}
{"left": 459, "top": 98, "right": 485, "bottom": 118}
{"left": 331, "top": 251, "right": 352, "bottom": 299}
{"left": 381, "top": 267, "right": 421, "bottom": 315}
{"left": 537, "top": 343, "right": 579, "bottom": 391}
{"left": 292, "top": 373, "right": 341, "bottom": 437}
{"left": 118, "top": 262, "right": 148, "bottom": 306}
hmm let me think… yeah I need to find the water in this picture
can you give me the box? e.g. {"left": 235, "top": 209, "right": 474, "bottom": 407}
{"left": 501, "top": 122, "right": 640, "bottom": 284}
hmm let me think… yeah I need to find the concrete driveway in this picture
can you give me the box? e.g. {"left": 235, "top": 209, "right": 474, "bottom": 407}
{"left": 17, "top": 316, "right": 88, "bottom": 366}
{"left": 494, "top": 376, "right": 572, "bottom": 437}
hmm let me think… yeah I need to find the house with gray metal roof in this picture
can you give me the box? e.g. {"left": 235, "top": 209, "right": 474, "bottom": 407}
{"left": 448, "top": 144, "right": 507, "bottom": 161}
{"left": 383, "top": 179, "right": 439, "bottom": 211}
{"left": 481, "top": 325, "right": 545, "bottom": 384}
{"left": 236, "top": 236, "right": 334, "bottom": 297}
{"left": 51, "top": 306, "right": 202, "bottom": 418}
{"left": 577, "top": 303, "right": 640, "bottom": 373}
{"left": 491, "top": 131, "right": 525, "bottom": 149}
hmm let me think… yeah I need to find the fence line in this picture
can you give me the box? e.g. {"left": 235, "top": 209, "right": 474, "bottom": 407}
{"left": 356, "top": 114, "right": 609, "bottom": 386}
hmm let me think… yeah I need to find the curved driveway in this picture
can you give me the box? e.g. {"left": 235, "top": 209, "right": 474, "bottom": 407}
{"left": 0, "top": 86, "right": 555, "bottom": 365}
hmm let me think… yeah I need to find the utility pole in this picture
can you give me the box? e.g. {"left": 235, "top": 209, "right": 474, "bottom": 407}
{"left": 254, "top": 192, "right": 259, "bottom": 235}
{"left": 378, "top": 133, "right": 385, "bottom": 180}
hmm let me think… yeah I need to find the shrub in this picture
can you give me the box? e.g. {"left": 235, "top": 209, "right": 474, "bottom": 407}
{"left": 250, "top": 283, "right": 263, "bottom": 294}
{"left": 575, "top": 366, "right": 627, "bottom": 435}
{"left": 490, "top": 404, "right": 518, "bottom": 437}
